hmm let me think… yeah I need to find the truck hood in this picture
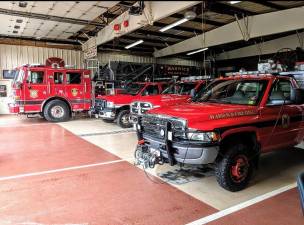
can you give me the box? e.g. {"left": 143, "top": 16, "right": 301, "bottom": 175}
{"left": 134, "top": 94, "right": 190, "bottom": 106}
{"left": 147, "top": 102, "right": 259, "bottom": 129}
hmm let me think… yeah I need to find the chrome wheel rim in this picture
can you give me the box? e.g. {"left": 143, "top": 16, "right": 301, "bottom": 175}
{"left": 51, "top": 106, "right": 64, "bottom": 118}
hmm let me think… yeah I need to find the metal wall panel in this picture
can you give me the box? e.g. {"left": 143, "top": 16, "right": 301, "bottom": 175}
{"left": 0, "top": 44, "right": 202, "bottom": 79}
{"left": 0, "top": 44, "right": 84, "bottom": 79}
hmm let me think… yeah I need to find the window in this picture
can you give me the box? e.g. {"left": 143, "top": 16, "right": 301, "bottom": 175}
{"left": 66, "top": 72, "right": 81, "bottom": 84}
{"left": 142, "top": 85, "right": 159, "bottom": 96}
{"left": 27, "top": 71, "right": 44, "bottom": 84}
{"left": 199, "top": 80, "right": 268, "bottom": 105}
{"left": 267, "top": 79, "right": 292, "bottom": 105}
{"left": 54, "top": 72, "right": 63, "bottom": 84}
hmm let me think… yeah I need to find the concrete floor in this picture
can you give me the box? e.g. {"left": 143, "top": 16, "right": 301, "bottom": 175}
{"left": 0, "top": 115, "right": 303, "bottom": 225}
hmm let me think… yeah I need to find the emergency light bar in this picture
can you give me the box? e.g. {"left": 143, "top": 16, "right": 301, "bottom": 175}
{"left": 181, "top": 75, "right": 211, "bottom": 81}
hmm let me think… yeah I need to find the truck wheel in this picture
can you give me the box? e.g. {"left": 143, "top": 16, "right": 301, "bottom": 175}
{"left": 102, "top": 119, "right": 114, "bottom": 123}
{"left": 43, "top": 100, "right": 70, "bottom": 122}
{"left": 215, "top": 144, "right": 253, "bottom": 192}
{"left": 117, "top": 110, "right": 132, "bottom": 128}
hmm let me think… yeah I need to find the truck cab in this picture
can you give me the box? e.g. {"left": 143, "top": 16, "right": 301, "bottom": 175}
{"left": 93, "top": 82, "right": 166, "bottom": 128}
{"left": 130, "top": 80, "right": 209, "bottom": 122}
{"left": 9, "top": 58, "right": 91, "bottom": 122}
{"left": 135, "top": 74, "right": 304, "bottom": 192}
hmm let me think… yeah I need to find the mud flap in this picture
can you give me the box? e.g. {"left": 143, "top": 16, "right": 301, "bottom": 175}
{"left": 165, "top": 121, "right": 176, "bottom": 166}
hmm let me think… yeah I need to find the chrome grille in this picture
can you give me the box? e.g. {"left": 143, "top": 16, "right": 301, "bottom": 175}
{"left": 141, "top": 114, "right": 186, "bottom": 140}
{"left": 95, "top": 99, "right": 106, "bottom": 110}
{"left": 131, "top": 101, "right": 153, "bottom": 115}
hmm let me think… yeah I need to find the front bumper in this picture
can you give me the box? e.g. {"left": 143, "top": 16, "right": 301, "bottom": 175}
{"left": 142, "top": 134, "right": 219, "bottom": 165}
{"left": 8, "top": 103, "right": 22, "bottom": 114}
{"left": 94, "top": 108, "right": 116, "bottom": 119}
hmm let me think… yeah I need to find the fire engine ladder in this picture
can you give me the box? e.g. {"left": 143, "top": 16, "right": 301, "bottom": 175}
{"left": 85, "top": 58, "right": 100, "bottom": 107}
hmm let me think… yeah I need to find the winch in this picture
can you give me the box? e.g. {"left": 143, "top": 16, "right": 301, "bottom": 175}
{"left": 134, "top": 143, "right": 164, "bottom": 169}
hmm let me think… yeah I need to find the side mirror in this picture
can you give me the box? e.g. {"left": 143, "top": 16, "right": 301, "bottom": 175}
{"left": 190, "top": 89, "right": 196, "bottom": 98}
{"left": 291, "top": 88, "right": 304, "bottom": 104}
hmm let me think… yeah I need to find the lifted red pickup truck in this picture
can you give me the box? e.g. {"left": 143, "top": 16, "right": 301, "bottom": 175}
{"left": 92, "top": 82, "right": 166, "bottom": 128}
{"left": 135, "top": 74, "right": 304, "bottom": 191}
{"left": 130, "top": 80, "right": 209, "bottom": 121}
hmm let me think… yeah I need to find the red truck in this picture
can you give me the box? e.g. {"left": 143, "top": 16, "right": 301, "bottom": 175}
{"left": 9, "top": 58, "right": 92, "bottom": 122}
{"left": 130, "top": 80, "right": 209, "bottom": 121}
{"left": 92, "top": 82, "right": 167, "bottom": 128}
{"left": 134, "top": 74, "right": 304, "bottom": 191}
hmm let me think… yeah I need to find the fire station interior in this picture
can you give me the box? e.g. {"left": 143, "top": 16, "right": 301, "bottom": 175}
{"left": 1, "top": 1, "right": 304, "bottom": 225}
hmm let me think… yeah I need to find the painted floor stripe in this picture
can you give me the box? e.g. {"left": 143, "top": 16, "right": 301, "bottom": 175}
{"left": 0, "top": 123, "right": 52, "bottom": 128}
{"left": 0, "top": 158, "right": 134, "bottom": 182}
{"left": 186, "top": 182, "right": 297, "bottom": 225}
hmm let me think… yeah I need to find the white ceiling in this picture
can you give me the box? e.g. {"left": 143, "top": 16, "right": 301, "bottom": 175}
{"left": 0, "top": 1, "right": 118, "bottom": 40}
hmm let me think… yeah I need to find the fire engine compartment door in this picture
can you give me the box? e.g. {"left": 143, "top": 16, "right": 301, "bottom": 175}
{"left": 23, "top": 69, "right": 48, "bottom": 112}
{"left": 65, "top": 70, "right": 86, "bottom": 111}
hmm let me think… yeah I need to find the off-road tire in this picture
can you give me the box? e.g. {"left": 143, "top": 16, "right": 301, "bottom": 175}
{"left": 43, "top": 100, "right": 70, "bottom": 122}
{"left": 102, "top": 119, "right": 114, "bottom": 123}
{"left": 215, "top": 144, "right": 253, "bottom": 192}
{"left": 117, "top": 110, "right": 132, "bottom": 128}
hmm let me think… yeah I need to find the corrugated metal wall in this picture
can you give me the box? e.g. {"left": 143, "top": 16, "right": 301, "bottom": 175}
{"left": 0, "top": 44, "right": 202, "bottom": 79}
{"left": 97, "top": 52, "right": 202, "bottom": 67}
{"left": 0, "top": 44, "right": 84, "bottom": 78}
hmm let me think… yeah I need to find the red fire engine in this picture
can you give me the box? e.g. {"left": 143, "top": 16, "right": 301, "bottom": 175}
{"left": 9, "top": 57, "right": 92, "bottom": 122}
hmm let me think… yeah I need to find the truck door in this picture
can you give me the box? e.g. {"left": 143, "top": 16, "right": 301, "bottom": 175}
{"left": 65, "top": 71, "right": 85, "bottom": 111}
{"left": 262, "top": 78, "right": 303, "bottom": 151}
{"left": 23, "top": 69, "right": 48, "bottom": 112}
{"left": 49, "top": 69, "right": 65, "bottom": 97}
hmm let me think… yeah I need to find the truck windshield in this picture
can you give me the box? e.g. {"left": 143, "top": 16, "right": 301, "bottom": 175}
{"left": 162, "top": 82, "right": 196, "bottom": 95}
{"left": 198, "top": 79, "right": 268, "bottom": 105}
{"left": 121, "top": 83, "right": 145, "bottom": 95}
{"left": 13, "top": 69, "right": 24, "bottom": 85}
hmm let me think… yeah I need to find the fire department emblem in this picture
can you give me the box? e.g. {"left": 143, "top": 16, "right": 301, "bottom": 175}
{"left": 71, "top": 88, "right": 78, "bottom": 97}
{"left": 30, "top": 90, "right": 38, "bottom": 98}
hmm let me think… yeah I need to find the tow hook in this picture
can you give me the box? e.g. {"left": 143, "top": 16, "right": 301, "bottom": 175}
{"left": 134, "top": 143, "right": 164, "bottom": 169}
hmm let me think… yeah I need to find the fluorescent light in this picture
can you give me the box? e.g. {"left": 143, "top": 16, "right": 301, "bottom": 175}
{"left": 186, "top": 48, "right": 208, "bottom": 55}
{"left": 230, "top": 1, "right": 241, "bottom": 4}
{"left": 125, "top": 40, "right": 144, "bottom": 49}
{"left": 160, "top": 18, "right": 188, "bottom": 32}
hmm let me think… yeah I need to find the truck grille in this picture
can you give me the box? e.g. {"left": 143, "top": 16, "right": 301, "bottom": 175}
{"left": 141, "top": 114, "right": 187, "bottom": 140}
{"left": 131, "top": 101, "right": 153, "bottom": 115}
{"left": 95, "top": 99, "right": 106, "bottom": 110}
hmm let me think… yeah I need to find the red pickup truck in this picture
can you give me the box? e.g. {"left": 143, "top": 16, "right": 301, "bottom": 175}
{"left": 92, "top": 82, "right": 166, "bottom": 128}
{"left": 135, "top": 74, "right": 304, "bottom": 191}
{"left": 130, "top": 80, "right": 209, "bottom": 121}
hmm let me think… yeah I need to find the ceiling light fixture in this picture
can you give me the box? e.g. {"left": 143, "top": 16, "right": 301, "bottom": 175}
{"left": 186, "top": 47, "right": 208, "bottom": 55}
{"left": 125, "top": 40, "right": 144, "bottom": 49}
{"left": 230, "top": 1, "right": 241, "bottom": 4}
{"left": 18, "top": 1, "right": 28, "bottom": 8}
{"left": 160, "top": 18, "right": 188, "bottom": 32}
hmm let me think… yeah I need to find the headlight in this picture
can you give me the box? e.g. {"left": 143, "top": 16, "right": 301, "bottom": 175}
{"left": 106, "top": 101, "right": 115, "bottom": 108}
{"left": 187, "top": 131, "right": 220, "bottom": 142}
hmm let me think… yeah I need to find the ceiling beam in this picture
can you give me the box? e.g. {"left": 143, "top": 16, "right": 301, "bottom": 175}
{"left": 169, "top": 14, "right": 225, "bottom": 27}
{"left": 252, "top": 1, "right": 287, "bottom": 10}
{"left": 152, "top": 21, "right": 203, "bottom": 34}
{"left": 0, "top": 8, "right": 104, "bottom": 27}
{"left": 89, "top": 1, "right": 200, "bottom": 46}
{"left": 118, "top": 35, "right": 176, "bottom": 45}
{"left": 216, "top": 32, "right": 303, "bottom": 60}
{"left": 134, "top": 30, "right": 187, "bottom": 40}
{"left": 154, "top": 6, "right": 304, "bottom": 57}
{"left": 206, "top": 2, "right": 257, "bottom": 17}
